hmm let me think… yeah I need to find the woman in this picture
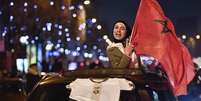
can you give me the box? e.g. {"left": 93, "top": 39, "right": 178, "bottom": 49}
{"left": 106, "top": 20, "right": 138, "bottom": 69}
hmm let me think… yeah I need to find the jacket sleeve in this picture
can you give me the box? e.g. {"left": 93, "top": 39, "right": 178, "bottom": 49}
{"left": 106, "top": 47, "right": 131, "bottom": 68}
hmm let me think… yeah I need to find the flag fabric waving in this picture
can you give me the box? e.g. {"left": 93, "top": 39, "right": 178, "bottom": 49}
{"left": 130, "top": 0, "right": 195, "bottom": 96}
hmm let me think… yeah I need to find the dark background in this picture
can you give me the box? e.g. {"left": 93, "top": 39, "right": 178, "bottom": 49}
{"left": 91, "top": 0, "right": 201, "bottom": 57}
{"left": 92, "top": 0, "right": 201, "bottom": 34}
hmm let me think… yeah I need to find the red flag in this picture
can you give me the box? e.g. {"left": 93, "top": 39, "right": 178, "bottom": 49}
{"left": 130, "top": 0, "right": 195, "bottom": 96}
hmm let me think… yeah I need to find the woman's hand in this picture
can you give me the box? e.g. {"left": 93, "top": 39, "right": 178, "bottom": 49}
{"left": 124, "top": 42, "right": 134, "bottom": 57}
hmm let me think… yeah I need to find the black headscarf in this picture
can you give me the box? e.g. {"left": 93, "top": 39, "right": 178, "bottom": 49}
{"left": 111, "top": 20, "right": 131, "bottom": 44}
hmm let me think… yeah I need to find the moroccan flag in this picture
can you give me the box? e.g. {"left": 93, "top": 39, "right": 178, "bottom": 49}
{"left": 130, "top": 0, "right": 195, "bottom": 96}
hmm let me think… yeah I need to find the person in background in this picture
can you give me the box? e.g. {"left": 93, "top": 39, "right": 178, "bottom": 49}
{"left": 51, "top": 57, "right": 63, "bottom": 73}
{"left": 41, "top": 59, "right": 49, "bottom": 72}
{"left": 26, "top": 63, "right": 40, "bottom": 94}
{"left": 88, "top": 59, "right": 104, "bottom": 69}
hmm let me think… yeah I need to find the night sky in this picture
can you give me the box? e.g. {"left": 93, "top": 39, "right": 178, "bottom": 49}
{"left": 93, "top": 0, "right": 201, "bottom": 34}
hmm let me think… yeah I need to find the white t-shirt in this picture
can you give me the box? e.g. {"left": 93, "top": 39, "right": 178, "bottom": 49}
{"left": 69, "top": 78, "right": 134, "bottom": 101}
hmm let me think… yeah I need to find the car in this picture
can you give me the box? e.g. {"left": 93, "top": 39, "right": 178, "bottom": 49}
{"left": 27, "top": 68, "right": 176, "bottom": 101}
{"left": 0, "top": 77, "right": 26, "bottom": 101}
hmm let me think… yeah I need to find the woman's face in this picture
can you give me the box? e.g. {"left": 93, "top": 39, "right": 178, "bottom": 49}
{"left": 113, "top": 22, "right": 127, "bottom": 41}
